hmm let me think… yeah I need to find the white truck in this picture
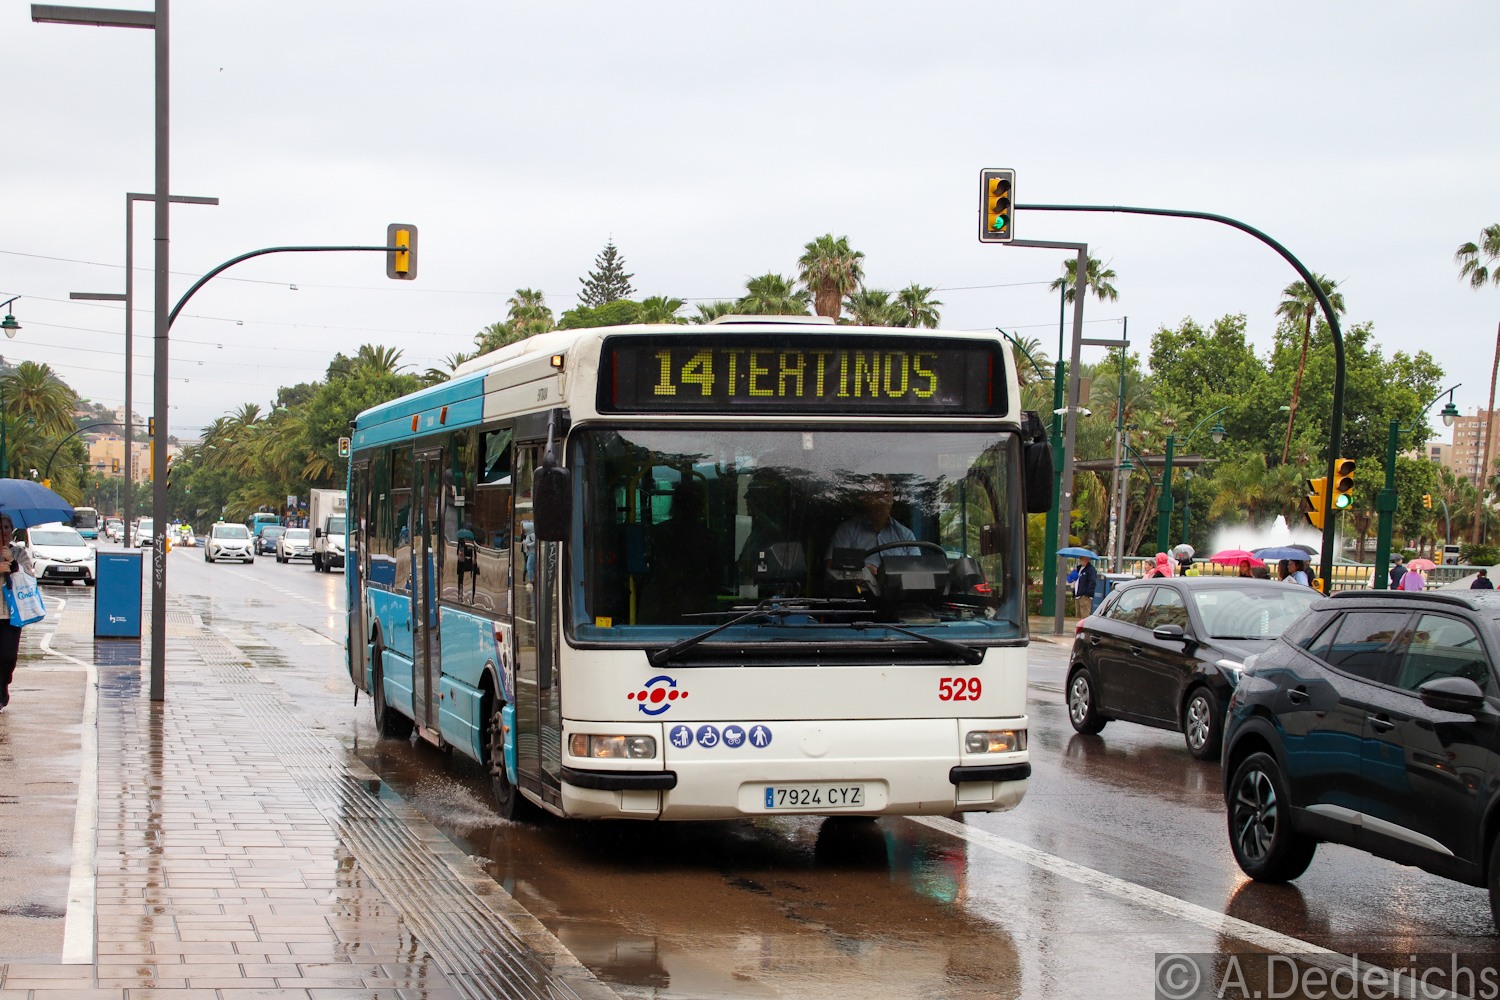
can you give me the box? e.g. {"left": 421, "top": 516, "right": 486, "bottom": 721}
{"left": 309, "top": 488, "right": 347, "bottom": 573}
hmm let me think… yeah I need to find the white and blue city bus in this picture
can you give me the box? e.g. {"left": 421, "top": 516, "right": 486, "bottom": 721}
{"left": 346, "top": 316, "right": 1052, "bottom": 821}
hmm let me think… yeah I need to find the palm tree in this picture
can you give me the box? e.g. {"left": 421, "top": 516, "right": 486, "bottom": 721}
{"left": 796, "top": 234, "right": 865, "bottom": 320}
{"left": 694, "top": 301, "right": 738, "bottom": 323}
{"left": 638, "top": 296, "right": 688, "bottom": 324}
{"left": 736, "top": 274, "right": 810, "bottom": 316}
{"left": 842, "top": 288, "right": 901, "bottom": 326}
{"left": 1456, "top": 225, "right": 1500, "bottom": 540}
{"left": 1, "top": 361, "right": 77, "bottom": 438}
{"left": 331, "top": 344, "right": 407, "bottom": 379}
{"left": 1049, "top": 256, "right": 1118, "bottom": 304}
{"left": 894, "top": 283, "right": 942, "bottom": 328}
{"left": 506, "top": 288, "right": 553, "bottom": 336}
{"left": 1274, "top": 275, "right": 1345, "bottom": 464}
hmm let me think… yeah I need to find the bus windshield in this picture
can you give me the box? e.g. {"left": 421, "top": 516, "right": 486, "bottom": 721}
{"left": 569, "top": 426, "right": 1024, "bottom": 647}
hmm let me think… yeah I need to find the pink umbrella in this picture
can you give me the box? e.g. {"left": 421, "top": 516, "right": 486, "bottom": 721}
{"left": 1208, "top": 549, "right": 1265, "bottom": 567}
{"left": 1406, "top": 558, "right": 1437, "bottom": 572}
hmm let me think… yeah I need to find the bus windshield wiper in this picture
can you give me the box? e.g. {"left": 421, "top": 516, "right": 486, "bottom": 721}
{"left": 845, "top": 621, "right": 984, "bottom": 665}
{"left": 648, "top": 598, "right": 855, "bottom": 667}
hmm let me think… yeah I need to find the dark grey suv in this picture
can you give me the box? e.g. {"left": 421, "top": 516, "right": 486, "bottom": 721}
{"left": 1223, "top": 590, "right": 1500, "bottom": 927}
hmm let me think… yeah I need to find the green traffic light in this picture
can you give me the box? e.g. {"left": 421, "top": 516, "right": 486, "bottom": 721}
{"left": 1334, "top": 494, "right": 1352, "bottom": 510}
{"left": 991, "top": 217, "right": 1007, "bottom": 231}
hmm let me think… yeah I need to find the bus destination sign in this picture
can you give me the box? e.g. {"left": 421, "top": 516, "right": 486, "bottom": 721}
{"left": 599, "top": 335, "right": 1004, "bottom": 416}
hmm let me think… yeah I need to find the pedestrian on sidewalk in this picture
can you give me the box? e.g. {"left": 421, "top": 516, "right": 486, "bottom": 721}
{"left": 0, "top": 514, "right": 37, "bottom": 712}
{"left": 1472, "top": 569, "right": 1494, "bottom": 590}
{"left": 1073, "top": 555, "right": 1098, "bottom": 617}
{"left": 1144, "top": 552, "right": 1173, "bottom": 578}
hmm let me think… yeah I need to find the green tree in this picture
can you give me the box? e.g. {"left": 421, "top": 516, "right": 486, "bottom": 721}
{"left": 797, "top": 235, "right": 865, "bottom": 320}
{"left": 842, "top": 288, "right": 901, "bottom": 326}
{"left": 506, "top": 288, "right": 554, "bottom": 337}
{"left": 694, "top": 301, "right": 738, "bottom": 323}
{"left": 638, "top": 296, "right": 687, "bottom": 324}
{"left": 556, "top": 299, "right": 644, "bottom": 329}
{"left": 2, "top": 361, "right": 78, "bottom": 438}
{"left": 894, "top": 283, "right": 942, "bottom": 329}
{"left": 578, "top": 240, "right": 635, "bottom": 308}
{"left": 1275, "top": 275, "right": 1345, "bottom": 464}
{"left": 736, "top": 274, "right": 810, "bottom": 316}
{"left": 1050, "top": 256, "right": 1118, "bottom": 304}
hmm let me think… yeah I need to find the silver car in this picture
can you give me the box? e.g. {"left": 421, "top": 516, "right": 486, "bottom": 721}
{"left": 25, "top": 525, "right": 97, "bottom": 586}
{"left": 205, "top": 522, "right": 254, "bottom": 564}
{"left": 276, "top": 527, "right": 313, "bottom": 563}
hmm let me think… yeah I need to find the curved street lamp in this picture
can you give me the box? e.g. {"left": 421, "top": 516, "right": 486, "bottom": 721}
{"left": 1373, "top": 384, "right": 1462, "bottom": 589}
{"left": 1159, "top": 407, "right": 1230, "bottom": 554}
{"left": 0, "top": 295, "right": 20, "bottom": 478}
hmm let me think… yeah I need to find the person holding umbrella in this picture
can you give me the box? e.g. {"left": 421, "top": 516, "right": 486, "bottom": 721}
{"left": 1073, "top": 554, "right": 1099, "bottom": 617}
{"left": 0, "top": 514, "right": 36, "bottom": 712}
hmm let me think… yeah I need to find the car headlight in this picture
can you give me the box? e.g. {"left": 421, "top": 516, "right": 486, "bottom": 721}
{"left": 965, "top": 729, "right": 1026, "bottom": 753}
{"left": 568, "top": 734, "right": 657, "bottom": 759}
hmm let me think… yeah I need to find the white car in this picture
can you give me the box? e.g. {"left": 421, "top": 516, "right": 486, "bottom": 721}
{"left": 136, "top": 517, "right": 155, "bottom": 547}
{"left": 204, "top": 522, "right": 254, "bottom": 564}
{"left": 25, "top": 524, "right": 97, "bottom": 586}
{"left": 104, "top": 519, "right": 123, "bottom": 543}
{"left": 276, "top": 527, "right": 314, "bottom": 563}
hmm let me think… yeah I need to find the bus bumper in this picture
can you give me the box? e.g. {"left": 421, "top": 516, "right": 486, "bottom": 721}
{"left": 556, "top": 716, "right": 1029, "bottom": 820}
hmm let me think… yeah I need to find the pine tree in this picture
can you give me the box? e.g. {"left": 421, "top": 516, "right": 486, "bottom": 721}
{"left": 577, "top": 240, "right": 635, "bottom": 308}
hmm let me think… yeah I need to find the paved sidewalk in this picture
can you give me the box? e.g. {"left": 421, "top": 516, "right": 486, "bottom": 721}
{"left": 0, "top": 589, "right": 617, "bottom": 1000}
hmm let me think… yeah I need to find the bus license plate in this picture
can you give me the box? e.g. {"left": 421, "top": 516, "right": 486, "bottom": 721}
{"left": 763, "top": 783, "right": 866, "bottom": 810}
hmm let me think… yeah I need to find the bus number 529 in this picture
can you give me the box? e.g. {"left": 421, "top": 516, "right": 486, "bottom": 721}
{"left": 938, "top": 677, "right": 982, "bottom": 701}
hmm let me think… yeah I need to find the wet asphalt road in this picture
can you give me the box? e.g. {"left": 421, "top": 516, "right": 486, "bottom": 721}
{"left": 160, "top": 545, "right": 1500, "bottom": 999}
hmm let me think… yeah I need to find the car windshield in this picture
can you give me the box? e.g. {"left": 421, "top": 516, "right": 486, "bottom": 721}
{"left": 262, "top": 526, "right": 286, "bottom": 539}
{"left": 285, "top": 529, "right": 310, "bottom": 542}
{"left": 568, "top": 426, "right": 1025, "bottom": 646}
{"left": 327, "top": 517, "right": 346, "bottom": 535}
{"left": 1191, "top": 586, "right": 1320, "bottom": 639}
{"left": 213, "top": 524, "right": 250, "bottom": 539}
{"left": 30, "top": 530, "right": 85, "bottom": 547}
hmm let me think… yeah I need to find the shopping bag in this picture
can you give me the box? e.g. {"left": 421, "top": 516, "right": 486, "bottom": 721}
{"left": 6, "top": 570, "right": 46, "bottom": 627}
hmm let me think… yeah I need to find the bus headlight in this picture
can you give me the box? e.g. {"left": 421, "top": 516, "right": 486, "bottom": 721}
{"left": 965, "top": 729, "right": 1026, "bottom": 754}
{"left": 568, "top": 734, "right": 657, "bottom": 760}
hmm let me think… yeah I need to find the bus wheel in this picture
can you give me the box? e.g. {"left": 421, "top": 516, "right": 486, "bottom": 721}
{"left": 371, "top": 644, "right": 414, "bottom": 740}
{"left": 486, "top": 705, "right": 531, "bottom": 822}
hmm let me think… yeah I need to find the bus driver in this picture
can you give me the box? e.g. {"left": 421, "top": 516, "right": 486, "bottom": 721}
{"left": 826, "top": 475, "right": 919, "bottom": 572}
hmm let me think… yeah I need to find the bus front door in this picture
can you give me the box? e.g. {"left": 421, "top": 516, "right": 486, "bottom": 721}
{"left": 411, "top": 452, "right": 442, "bottom": 732}
{"left": 512, "top": 444, "right": 562, "bottom": 803}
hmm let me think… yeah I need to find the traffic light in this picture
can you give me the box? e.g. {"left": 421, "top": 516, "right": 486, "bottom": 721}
{"left": 338, "top": 436, "right": 351, "bottom": 458}
{"left": 1303, "top": 477, "right": 1329, "bottom": 530}
{"left": 386, "top": 223, "right": 418, "bottom": 280}
{"left": 165, "top": 455, "right": 174, "bottom": 491}
{"left": 1332, "top": 457, "right": 1356, "bottom": 510}
{"left": 1423, "top": 493, "right": 1434, "bottom": 509}
{"left": 111, "top": 457, "right": 120, "bottom": 473}
{"left": 978, "top": 168, "right": 1015, "bottom": 244}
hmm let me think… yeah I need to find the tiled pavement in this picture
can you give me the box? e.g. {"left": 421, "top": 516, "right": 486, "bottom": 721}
{"left": 0, "top": 589, "right": 617, "bottom": 1000}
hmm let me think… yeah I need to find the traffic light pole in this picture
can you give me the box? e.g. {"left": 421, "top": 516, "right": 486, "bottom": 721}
{"left": 1020, "top": 203, "right": 1345, "bottom": 592}
{"left": 1372, "top": 419, "right": 1400, "bottom": 591}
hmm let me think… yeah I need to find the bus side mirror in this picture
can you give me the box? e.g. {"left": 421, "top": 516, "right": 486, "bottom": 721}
{"left": 1021, "top": 410, "right": 1054, "bottom": 514}
{"left": 532, "top": 465, "right": 572, "bottom": 542}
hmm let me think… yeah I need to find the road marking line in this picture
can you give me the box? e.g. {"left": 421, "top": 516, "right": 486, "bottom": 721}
{"left": 39, "top": 606, "right": 99, "bottom": 965}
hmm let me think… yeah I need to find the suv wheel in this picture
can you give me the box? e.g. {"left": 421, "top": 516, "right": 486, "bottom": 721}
{"left": 1227, "top": 751, "right": 1316, "bottom": 881}
{"left": 1066, "top": 667, "right": 1108, "bottom": 734}
{"left": 1183, "top": 686, "right": 1222, "bottom": 761}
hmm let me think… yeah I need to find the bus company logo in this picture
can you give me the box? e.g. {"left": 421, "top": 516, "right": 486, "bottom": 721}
{"left": 628, "top": 675, "right": 689, "bottom": 715}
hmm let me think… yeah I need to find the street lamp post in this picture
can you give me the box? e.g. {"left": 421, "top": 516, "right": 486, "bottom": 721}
{"left": 0, "top": 295, "right": 22, "bottom": 479}
{"left": 72, "top": 192, "right": 217, "bottom": 548}
{"left": 1158, "top": 409, "right": 1228, "bottom": 554}
{"left": 1373, "top": 385, "right": 1461, "bottom": 589}
{"left": 35, "top": 0, "right": 177, "bottom": 701}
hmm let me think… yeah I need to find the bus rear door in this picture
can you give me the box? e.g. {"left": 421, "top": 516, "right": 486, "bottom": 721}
{"left": 411, "top": 450, "right": 443, "bottom": 733}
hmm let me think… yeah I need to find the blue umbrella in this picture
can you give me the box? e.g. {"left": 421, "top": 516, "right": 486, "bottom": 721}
{"left": 0, "top": 479, "right": 75, "bottom": 530}
{"left": 1255, "top": 545, "right": 1317, "bottom": 562}
{"left": 1057, "top": 546, "right": 1099, "bottom": 559}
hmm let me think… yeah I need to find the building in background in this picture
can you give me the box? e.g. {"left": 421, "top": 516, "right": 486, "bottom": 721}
{"left": 1450, "top": 409, "right": 1495, "bottom": 482}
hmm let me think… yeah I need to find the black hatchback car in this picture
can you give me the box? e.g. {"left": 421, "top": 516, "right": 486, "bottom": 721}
{"left": 1223, "top": 590, "right": 1500, "bottom": 927}
{"left": 1066, "top": 577, "right": 1320, "bottom": 759}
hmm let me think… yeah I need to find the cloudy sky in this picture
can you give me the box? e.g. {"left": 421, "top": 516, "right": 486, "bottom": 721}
{"left": 5, "top": 1, "right": 1498, "bottom": 438}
